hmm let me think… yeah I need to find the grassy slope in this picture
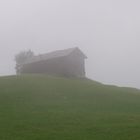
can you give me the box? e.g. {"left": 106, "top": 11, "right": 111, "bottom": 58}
{"left": 0, "top": 75, "right": 140, "bottom": 140}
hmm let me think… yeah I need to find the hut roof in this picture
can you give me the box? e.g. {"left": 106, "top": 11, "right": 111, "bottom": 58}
{"left": 24, "top": 47, "right": 87, "bottom": 64}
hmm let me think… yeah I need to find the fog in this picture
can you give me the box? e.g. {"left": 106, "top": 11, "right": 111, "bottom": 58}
{"left": 0, "top": 0, "right": 140, "bottom": 88}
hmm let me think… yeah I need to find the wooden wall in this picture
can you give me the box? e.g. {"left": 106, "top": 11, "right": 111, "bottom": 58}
{"left": 21, "top": 51, "right": 86, "bottom": 77}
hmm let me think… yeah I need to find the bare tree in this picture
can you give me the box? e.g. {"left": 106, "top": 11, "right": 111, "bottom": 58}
{"left": 15, "top": 50, "right": 34, "bottom": 74}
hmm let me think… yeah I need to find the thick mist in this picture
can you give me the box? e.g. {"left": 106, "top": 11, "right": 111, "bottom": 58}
{"left": 0, "top": 0, "right": 140, "bottom": 88}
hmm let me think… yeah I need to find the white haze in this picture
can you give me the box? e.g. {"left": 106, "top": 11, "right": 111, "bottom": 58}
{"left": 0, "top": 0, "right": 140, "bottom": 88}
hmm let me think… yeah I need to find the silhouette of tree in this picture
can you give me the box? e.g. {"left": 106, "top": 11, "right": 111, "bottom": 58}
{"left": 15, "top": 50, "right": 34, "bottom": 74}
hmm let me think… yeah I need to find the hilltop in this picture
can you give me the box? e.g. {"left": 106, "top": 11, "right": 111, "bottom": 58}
{"left": 0, "top": 75, "right": 140, "bottom": 140}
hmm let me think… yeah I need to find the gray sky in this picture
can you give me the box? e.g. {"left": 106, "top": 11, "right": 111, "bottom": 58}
{"left": 0, "top": 0, "right": 140, "bottom": 88}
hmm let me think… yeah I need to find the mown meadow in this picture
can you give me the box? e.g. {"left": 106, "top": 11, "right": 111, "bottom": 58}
{"left": 0, "top": 75, "right": 140, "bottom": 140}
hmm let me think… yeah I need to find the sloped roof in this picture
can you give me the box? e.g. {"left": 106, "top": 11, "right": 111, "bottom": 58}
{"left": 24, "top": 47, "right": 87, "bottom": 64}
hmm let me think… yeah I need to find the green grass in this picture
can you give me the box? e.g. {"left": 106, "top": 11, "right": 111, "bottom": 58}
{"left": 0, "top": 75, "right": 140, "bottom": 140}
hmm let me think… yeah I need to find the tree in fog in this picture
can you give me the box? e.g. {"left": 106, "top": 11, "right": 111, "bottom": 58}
{"left": 15, "top": 50, "right": 34, "bottom": 74}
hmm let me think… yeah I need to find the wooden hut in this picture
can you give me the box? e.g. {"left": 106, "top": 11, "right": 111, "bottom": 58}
{"left": 20, "top": 47, "right": 87, "bottom": 77}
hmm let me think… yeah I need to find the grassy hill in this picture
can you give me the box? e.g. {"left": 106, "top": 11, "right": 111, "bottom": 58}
{"left": 0, "top": 75, "right": 140, "bottom": 140}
